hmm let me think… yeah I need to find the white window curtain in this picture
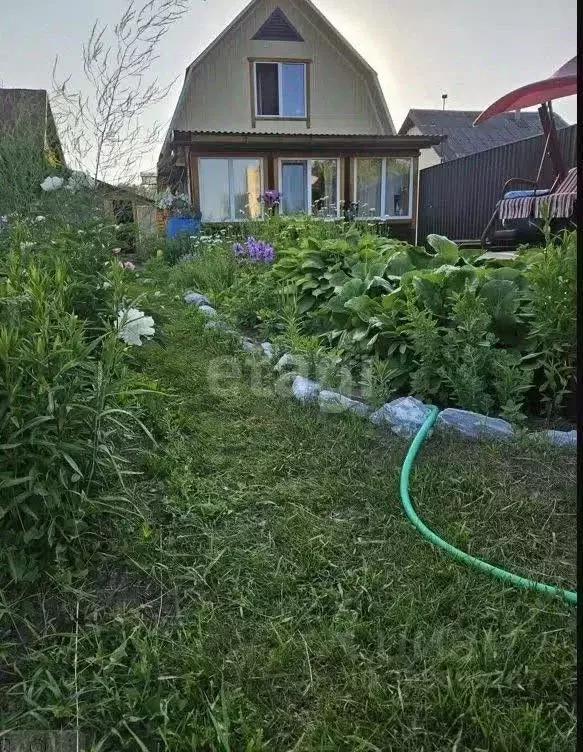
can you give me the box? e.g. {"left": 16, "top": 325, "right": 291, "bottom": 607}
{"left": 355, "top": 158, "right": 413, "bottom": 218}
{"left": 199, "top": 158, "right": 262, "bottom": 221}
{"left": 355, "top": 158, "right": 382, "bottom": 218}
{"left": 281, "top": 162, "right": 307, "bottom": 214}
{"left": 280, "top": 159, "right": 339, "bottom": 217}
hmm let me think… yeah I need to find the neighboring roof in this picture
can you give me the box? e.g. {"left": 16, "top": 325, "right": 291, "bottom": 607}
{"left": 0, "top": 88, "right": 65, "bottom": 164}
{"left": 398, "top": 108, "right": 569, "bottom": 162}
{"left": 160, "top": 0, "right": 395, "bottom": 163}
{"left": 96, "top": 179, "right": 156, "bottom": 205}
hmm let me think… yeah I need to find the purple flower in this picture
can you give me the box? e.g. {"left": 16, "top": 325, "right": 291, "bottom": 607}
{"left": 261, "top": 189, "right": 281, "bottom": 207}
{"left": 232, "top": 235, "right": 275, "bottom": 263}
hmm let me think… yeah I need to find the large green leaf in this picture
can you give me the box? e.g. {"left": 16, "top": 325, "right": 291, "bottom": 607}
{"left": 432, "top": 265, "right": 477, "bottom": 295}
{"left": 478, "top": 278, "right": 521, "bottom": 331}
{"left": 301, "top": 258, "right": 326, "bottom": 270}
{"left": 487, "top": 267, "right": 529, "bottom": 292}
{"left": 366, "top": 276, "right": 393, "bottom": 293}
{"left": 412, "top": 274, "right": 445, "bottom": 315}
{"left": 325, "top": 270, "right": 351, "bottom": 289}
{"left": 297, "top": 295, "right": 316, "bottom": 314}
{"left": 335, "top": 278, "right": 367, "bottom": 301}
{"left": 426, "top": 234, "right": 460, "bottom": 264}
{"left": 406, "top": 247, "right": 435, "bottom": 270}
{"left": 386, "top": 251, "right": 414, "bottom": 277}
{"left": 344, "top": 295, "right": 378, "bottom": 322}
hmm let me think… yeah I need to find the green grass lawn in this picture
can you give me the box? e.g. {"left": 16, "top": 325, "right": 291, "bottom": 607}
{"left": 4, "top": 265, "right": 575, "bottom": 751}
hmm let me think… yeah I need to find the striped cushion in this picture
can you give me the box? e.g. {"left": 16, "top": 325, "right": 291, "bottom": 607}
{"left": 534, "top": 193, "right": 576, "bottom": 219}
{"left": 535, "top": 168, "right": 577, "bottom": 218}
{"left": 555, "top": 167, "right": 577, "bottom": 194}
{"left": 498, "top": 196, "right": 535, "bottom": 220}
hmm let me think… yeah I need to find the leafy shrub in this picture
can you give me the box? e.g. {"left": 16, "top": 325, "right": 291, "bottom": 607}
{"left": 523, "top": 231, "right": 576, "bottom": 415}
{"left": 162, "top": 234, "right": 197, "bottom": 265}
{"left": 135, "top": 231, "right": 164, "bottom": 262}
{"left": 0, "top": 219, "right": 152, "bottom": 584}
{"left": 219, "top": 263, "right": 281, "bottom": 332}
{"left": 170, "top": 239, "right": 237, "bottom": 296}
{"left": 160, "top": 218, "right": 575, "bottom": 421}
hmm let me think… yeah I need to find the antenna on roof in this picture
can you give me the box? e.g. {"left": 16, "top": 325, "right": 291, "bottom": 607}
{"left": 442, "top": 93, "right": 448, "bottom": 111}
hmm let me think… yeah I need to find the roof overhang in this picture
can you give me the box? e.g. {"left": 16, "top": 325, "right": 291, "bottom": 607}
{"left": 171, "top": 130, "right": 444, "bottom": 156}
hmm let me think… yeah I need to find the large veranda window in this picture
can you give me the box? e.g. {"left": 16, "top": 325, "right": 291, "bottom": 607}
{"left": 199, "top": 158, "right": 262, "bottom": 221}
{"left": 254, "top": 62, "right": 307, "bottom": 118}
{"left": 354, "top": 158, "right": 413, "bottom": 218}
{"left": 279, "top": 158, "right": 339, "bottom": 217}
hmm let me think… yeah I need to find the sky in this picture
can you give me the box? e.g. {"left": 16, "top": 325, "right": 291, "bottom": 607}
{"left": 0, "top": 0, "right": 577, "bottom": 178}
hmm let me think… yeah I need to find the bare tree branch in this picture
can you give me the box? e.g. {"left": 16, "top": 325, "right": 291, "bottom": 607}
{"left": 51, "top": 0, "right": 188, "bottom": 185}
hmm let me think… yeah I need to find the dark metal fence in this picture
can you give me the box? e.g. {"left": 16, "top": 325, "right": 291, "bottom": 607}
{"left": 417, "top": 125, "right": 577, "bottom": 242}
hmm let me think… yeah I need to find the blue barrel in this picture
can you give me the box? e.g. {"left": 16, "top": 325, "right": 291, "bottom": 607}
{"left": 166, "top": 216, "right": 201, "bottom": 238}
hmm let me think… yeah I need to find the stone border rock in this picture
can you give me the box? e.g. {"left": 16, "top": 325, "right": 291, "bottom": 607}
{"left": 183, "top": 290, "right": 576, "bottom": 450}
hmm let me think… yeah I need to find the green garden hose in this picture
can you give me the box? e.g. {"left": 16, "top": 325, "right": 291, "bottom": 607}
{"left": 400, "top": 406, "right": 577, "bottom": 606}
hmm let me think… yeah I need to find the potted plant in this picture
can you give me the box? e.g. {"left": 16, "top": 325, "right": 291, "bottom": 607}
{"left": 157, "top": 189, "right": 202, "bottom": 238}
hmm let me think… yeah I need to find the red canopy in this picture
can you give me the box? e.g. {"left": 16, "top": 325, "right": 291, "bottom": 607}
{"left": 474, "top": 56, "right": 577, "bottom": 124}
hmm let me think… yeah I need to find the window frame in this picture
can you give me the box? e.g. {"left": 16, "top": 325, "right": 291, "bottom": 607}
{"left": 250, "top": 58, "right": 310, "bottom": 124}
{"left": 198, "top": 157, "right": 264, "bottom": 222}
{"left": 353, "top": 157, "right": 415, "bottom": 220}
{"left": 277, "top": 157, "right": 341, "bottom": 218}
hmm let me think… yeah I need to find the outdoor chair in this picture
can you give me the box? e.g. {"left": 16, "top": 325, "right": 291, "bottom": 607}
{"left": 481, "top": 166, "right": 577, "bottom": 245}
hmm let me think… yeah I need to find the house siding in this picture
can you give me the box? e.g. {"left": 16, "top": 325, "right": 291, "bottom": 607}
{"left": 171, "top": 0, "right": 388, "bottom": 135}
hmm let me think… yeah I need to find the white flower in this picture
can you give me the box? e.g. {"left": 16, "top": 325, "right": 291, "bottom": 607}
{"left": 41, "top": 176, "right": 64, "bottom": 192}
{"left": 35, "top": 215, "right": 46, "bottom": 222}
{"left": 101, "top": 281, "right": 112, "bottom": 289}
{"left": 116, "top": 308, "right": 155, "bottom": 347}
{"left": 20, "top": 241, "right": 35, "bottom": 250}
{"left": 66, "top": 171, "right": 96, "bottom": 192}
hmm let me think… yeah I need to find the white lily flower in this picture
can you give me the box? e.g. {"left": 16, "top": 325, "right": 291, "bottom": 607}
{"left": 116, "top": 307, "right": 155, "bottom": 346}
{"left": 41, "top": 176, "right": 64, "bottom": 192}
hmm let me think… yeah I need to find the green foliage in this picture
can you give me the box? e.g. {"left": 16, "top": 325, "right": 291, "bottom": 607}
{"left": 523, "top": 231, "right": 576, "bottom": 415}
{"left": 161, "top": 234, "right": 198, "bottom": 265}
{"left": 162, "top": 220, "right": 574, "bottom": 422}
{"left": 0, "top": 227, "right": 575, "bottom": 751}
{"left": 438, "top": 289, "right": 496, "bottom": 414}
{"left": 170, "top": 238, "right": 236, "bottom": 295}
{"left": 0, "top": 216, "right": 152, "bottom": 584}
{"left": 135, "top": 231, "right": 164, "bottom": 262}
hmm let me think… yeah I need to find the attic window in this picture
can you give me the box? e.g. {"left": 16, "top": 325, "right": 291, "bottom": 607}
{"left": 254, "top": 62, "right": 306, "bottom": 118}
{"left": 252, "top": 8, "right": 303, "bottom": 41}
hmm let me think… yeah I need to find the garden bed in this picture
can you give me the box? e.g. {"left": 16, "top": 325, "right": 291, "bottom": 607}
{"left": 0, "top": 209, "right": 577, "bottom": 750}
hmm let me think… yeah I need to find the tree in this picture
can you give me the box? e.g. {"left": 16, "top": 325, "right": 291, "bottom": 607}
{"left": 51, "top": 0, "right": 188, "bottom": 185}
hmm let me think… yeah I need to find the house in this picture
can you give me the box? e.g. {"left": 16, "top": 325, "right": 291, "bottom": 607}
{"left": 158, "top": 0, "right": 442, "bottom": 241}
{"left": 398, "top": 108, "right": 569, "bottom": 170}
{"left": 0, "top": 88, "right": 65, "bottom": 167}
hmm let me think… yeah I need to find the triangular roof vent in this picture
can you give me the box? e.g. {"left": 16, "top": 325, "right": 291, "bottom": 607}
{"left": 252, "top": 8, "right": 303, "bottom": 41}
